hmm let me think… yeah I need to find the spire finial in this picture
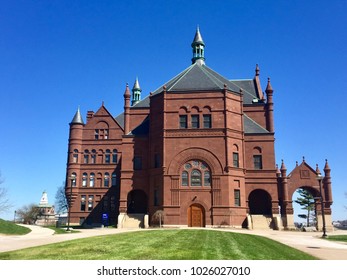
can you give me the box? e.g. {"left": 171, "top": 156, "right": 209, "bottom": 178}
{"left": 255, "top": 64, "right": 260, "bottom": 76}
{"left": 265, "top": 77, "right": 273, "bottom": 94}
{"left": 124, "top": 83, "right": 131, "bottom": 98}
{"left": 316, "top": 164, "right": 321, "bottom": 175}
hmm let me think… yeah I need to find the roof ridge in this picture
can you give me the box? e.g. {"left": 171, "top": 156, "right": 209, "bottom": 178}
{"left": 151, "top": 64, "right": 195, "bottom": 94}
{"left": 199, "top": 65, "right": 226, "bottom": 89}
{"left": 168, "top": 64, "right": 196, "bottom": 90}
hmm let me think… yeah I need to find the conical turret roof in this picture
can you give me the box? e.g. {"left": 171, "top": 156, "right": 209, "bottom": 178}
{"left": 70, "top": 107, "right": 84, "bottom": 125}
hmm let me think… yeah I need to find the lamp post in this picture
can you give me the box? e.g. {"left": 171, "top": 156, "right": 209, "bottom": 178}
{"left": 67, "top": 174, "right": 76, "bottom": 232}
{"left": 317, "top": 173, "right": 327, "bottom": 238}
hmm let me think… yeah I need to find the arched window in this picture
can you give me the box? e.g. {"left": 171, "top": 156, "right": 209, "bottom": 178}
{"left": 204, "top": 171, "right": 211, "bottom": 186}
{"left": 253, "top": 147, "right": 263, "bottom": 170}
{"left": 104, "top": 172, "right": 110, "bottom": 187}
{"left": 83, "top": 150, "right": 89, "bottom": 164}
{"left": 112, "top": 149, "right": 118, "bottom": 163}
{"left": 112, "top": 172, "right": 117, "bottom": 187}
{"left": 73, "top": 149, "right": 79, "bottom": 163}
{"left": 191, "top": 170, "right": 202, "bottom": 186}
{"left": 232, "top": 144, "right": 239, "bottom": 168}
{"left": 82, "top": 172, "right": 87, "bottom": 187}
{"left": 105, "top": 149, "right": 111, "bottom": 164}
{"left": 71, "top": 172, "right": 77, "bottom": 187}
{"left": 182, "top": 171, "right": 188, "bottom": 186}
{"left": 181, "top": 160, "right": 211, "bottom": 187}
{"left": 89, "top": 173, "right": 95, "bottom": 187}
{"left": 91, "top": 149, "right": 96, "bottom": 164}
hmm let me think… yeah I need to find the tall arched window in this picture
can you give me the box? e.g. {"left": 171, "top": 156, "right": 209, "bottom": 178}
{"left": 83, "top": 150, "right": 89, "bottom": 164}
{"left": 82, "top": 172, "right": 87, "bottom": 187}
{"left": 191, "top": 170, "right": 202, "bottom": 186}
{"left": 112, "top": 149, "right": 118, "bottom": 163}
{"left": 104, "top": 172, "right": 110, "bottom": 187}
{"left": 105, "top": 149, "right": 111, "bottom": 164}
{"left": 204, "top": 171, "right": 211, "bottom": 186}
{"left": 89, "top": 173, "right": 95, "bottom": 187}
{"left": 73, "top": 149, "right": 79, "bottom": 163}
{"left": 181, "top": 160, "right": 210, "bottom": 187}
{"left": 182, "top": 171, "right": 189, "bottom": 186}
{"left": 71, "top": 172, "right": 77, "bottom": 187}
{"left": 253, "top": 147, "right": 263, "bottom": 170}
{"left": 91, "top": 149, "right": 96, "bottom": 164}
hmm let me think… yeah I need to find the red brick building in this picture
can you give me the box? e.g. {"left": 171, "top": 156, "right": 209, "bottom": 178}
{"left": 65, "top": 28, "right": 333, "bottom": 230}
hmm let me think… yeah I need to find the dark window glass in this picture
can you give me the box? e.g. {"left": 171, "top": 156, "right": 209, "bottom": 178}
{"left": 203, "top": 114, "right": 211, "bottom": 128}
{"left": 253, "top": 155, "right": 263, "bottom": 170}
{"left": 111, "top": 173, "right": 117, "bottom": 187}
{"left": 182, "top": 171, "right": 188, "bottom": 186}
{"left": 191, "top": 115, "right": 199, "bottom": 128}
{"left": 179, "top": 115, "right": 187, "bottom": 129}
{"left": 112, "top": 149, "right": 118, "bottom": 163}
{"left": 191, "top": 170, "right": 202, "bottom": 186}
{"left": 233, "top": 152, "right": 239, "bottom": 168}
{"left": 204, "top": 171, "right": 211, "bottom": 186}
{"left": 234, "top": 190, "right": 241, "bottom": 206}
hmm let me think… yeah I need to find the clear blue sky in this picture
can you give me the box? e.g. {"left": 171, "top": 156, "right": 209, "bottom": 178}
{"left": 0, "top": 0, "right": 346, "bottom": 222}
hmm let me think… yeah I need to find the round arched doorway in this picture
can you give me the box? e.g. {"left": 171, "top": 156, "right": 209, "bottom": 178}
{"left": 248, "top": 189, "right": 272, "bottom": 215}
{"left": 188, "top": 203, "right": 205, "bottom": 227}
{"left": 127, "top": 190, "right": 148, "bottom": 214}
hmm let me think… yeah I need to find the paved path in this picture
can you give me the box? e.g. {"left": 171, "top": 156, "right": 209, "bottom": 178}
{"left": 0, "top": 225, "right": 346, "bottom": 260}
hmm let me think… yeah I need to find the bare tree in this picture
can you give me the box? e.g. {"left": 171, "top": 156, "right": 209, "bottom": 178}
{"left": 55, "top": 182, "right": 68, "bottom": 214}
{"left": 0, "top": 173, "right": 13, "bottom": 214}
{"left": 16, "top": 204, "right": 40, "bottom": 224}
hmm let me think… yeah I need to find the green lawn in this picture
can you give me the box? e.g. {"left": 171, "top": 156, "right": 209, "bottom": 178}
{"left": 0, "top": 219, "right": 31, "bottom": 235}
{"left": 0, "top": 229, "right": 317, "bottom": 260}
{"left": 326, "top": 235, "right": 347, "bottom": 243}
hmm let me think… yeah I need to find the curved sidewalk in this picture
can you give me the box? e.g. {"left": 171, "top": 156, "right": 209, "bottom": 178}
{"left": 0, "top": 225, "right": 347, "bottom": 260}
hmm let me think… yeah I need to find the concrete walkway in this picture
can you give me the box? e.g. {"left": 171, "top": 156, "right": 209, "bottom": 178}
{"left": 0, "top": 225, "right": 346, "bottom": 260}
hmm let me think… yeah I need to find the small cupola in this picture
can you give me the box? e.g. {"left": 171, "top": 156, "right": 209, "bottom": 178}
{"left": 191, "top": 26, "right": 205, "bottom": 65}
{"left": 131, "top": 77, "right": 142, "bottom": 106}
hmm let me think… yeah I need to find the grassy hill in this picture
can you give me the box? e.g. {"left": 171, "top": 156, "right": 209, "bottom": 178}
{"left": 0, "top": 219, "right": 31, "bottom": 235}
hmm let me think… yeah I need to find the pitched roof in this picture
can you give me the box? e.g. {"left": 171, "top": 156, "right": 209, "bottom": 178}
{"left": 150, "top": 63, "right": 259, "bottom": 104}
{"left": 115, "top": 62, "right": 268, "bottom": 134}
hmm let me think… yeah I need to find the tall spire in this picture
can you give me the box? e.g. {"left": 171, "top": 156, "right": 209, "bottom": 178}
{"left": 70, "top": 107, "right": 84, "bottom": 125}
{"left": 191, "top": 26, "right": 205, "bottom": 65}
{"left": 131, "top": 77, "right": 142, "bottom": 106}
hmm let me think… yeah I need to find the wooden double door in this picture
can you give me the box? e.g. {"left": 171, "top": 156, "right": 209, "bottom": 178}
{"left": 188, "top": 204, "right": 205, "bottom": 227}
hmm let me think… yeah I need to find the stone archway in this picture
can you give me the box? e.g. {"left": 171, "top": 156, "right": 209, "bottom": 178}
{"left": 248, "top": 189, "right": 272, "bottom": 215}
{"left": 127, "top": 190, "right": 147, "bottom": 214}
{"left": 188, "top": 203, "right": 205, "bottom": 227}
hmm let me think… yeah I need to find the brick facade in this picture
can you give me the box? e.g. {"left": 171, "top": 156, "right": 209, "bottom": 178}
{"left": 65, "top": 29, "right": 333, "bottom": 230}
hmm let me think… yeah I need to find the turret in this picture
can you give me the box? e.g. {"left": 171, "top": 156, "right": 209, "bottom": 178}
{"left": 131, "top": 77, "right": 142, "bottom": 106}
{"left": 265, "top": 78, "right": 275, "bottom": 133}
{"left": 68, "top": 107, "right": 84, "bottom": 163}
{"left": 191, "top": 26, "right": 205, "bottom": 65}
